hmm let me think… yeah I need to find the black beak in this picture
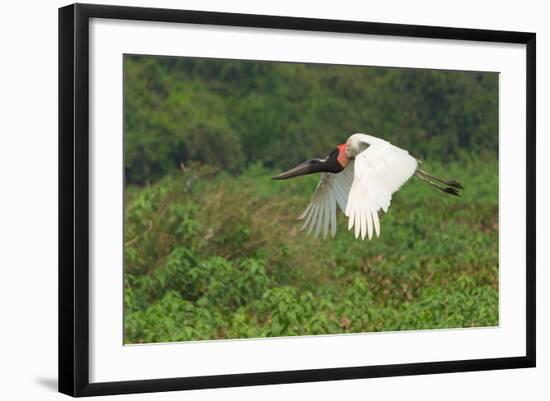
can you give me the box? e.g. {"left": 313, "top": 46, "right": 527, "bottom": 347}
{"left": 272, "top": 159, "right": 318, "bottom": 180}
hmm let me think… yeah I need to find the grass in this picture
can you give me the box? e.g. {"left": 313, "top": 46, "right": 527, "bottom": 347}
{"left": 123, "top": 157, "right": 498, "bottom": 343}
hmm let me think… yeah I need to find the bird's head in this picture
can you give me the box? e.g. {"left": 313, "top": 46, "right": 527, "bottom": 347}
{"left": 272, "top": 144, "right": 349, "bottom": 180}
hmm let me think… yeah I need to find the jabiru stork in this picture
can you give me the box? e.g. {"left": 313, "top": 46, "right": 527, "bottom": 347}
{"left": 273, "top": 133, "right": 462, "bottom": 240}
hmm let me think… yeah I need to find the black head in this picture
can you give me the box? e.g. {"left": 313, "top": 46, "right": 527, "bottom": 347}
{"left": 272, "top": 147, "right": 346, "bottom": 180}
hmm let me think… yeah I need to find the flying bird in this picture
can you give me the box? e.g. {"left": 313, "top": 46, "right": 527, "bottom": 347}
{"left": 272, "top": 133, "right": 463, "bottom": 240}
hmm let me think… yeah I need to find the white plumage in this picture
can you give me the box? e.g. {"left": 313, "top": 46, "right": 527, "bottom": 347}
{"left": 299, "top": 133, "right": 418, "bottom": 240}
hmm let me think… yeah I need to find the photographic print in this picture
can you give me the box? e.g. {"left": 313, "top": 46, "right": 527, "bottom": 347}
{"left": 59, "top": 5, "right": 536, "bottom": 395}
{"left": 123, "top": 55, "right": 499, "bottom": 344}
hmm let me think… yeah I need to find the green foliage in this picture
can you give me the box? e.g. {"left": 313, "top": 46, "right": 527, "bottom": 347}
{"left": 124, "top": 160, "right": 499, "bottom": 343}
{"left": 124, "top": 56, "right": 498, "bottom": 185}
{"left": 123, "top": 55, "right": 499, "bottom": 343}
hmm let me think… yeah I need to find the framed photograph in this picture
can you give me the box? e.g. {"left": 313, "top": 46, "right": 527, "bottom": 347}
{"left": 58, "top": 3, "right": 536, "bottom": 397}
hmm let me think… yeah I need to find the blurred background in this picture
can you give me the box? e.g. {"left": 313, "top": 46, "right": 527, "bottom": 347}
{"left": 123, "top": 55, "right": 499, "bottom": 343}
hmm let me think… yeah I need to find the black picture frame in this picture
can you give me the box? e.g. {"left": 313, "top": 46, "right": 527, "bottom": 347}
{"left": 58, "top": 3, "right": 536, "bottom": 397}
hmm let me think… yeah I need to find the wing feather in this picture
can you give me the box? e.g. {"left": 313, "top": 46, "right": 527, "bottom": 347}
{"left": 322, "top": 196, "right": 330, "bottom": 239}
{"left": 301, "top": 202, "right": 316, "bottom": 231}
{"left": 360, "top": 206, "right": 367, "bottom": 240}
{"left": 330, "top": 196, "right": 337, "bottom": 238}
{"left": 314, "top": 199, "right": 323, "bottom": 238}
{"left": 346, "top": 141, "right": 417, "bottom": 240}
{"left": 366, "top": 205, "right": 373, "bottom": 240}
{"left": 298, "top": 202, "right": 313, "bottom": 220}
{"left": 356, "top": 206, "right": 362, "bottom": 239}
{"left": 306, "top": 203, "right": 319, "bottom": 235}
{"left": 299, "top": 165, "right": 355, "bottom": 239}
{"left": 372, "top": 209, "right": 380, "bottom": 237}
{"left": 332, "top": 179, "right": 347, "bottom": 210}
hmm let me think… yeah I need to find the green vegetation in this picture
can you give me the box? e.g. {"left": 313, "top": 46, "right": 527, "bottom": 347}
{"left": 124, "top": 55, "right": 498, "bottom": 185}
{"left": 123, "top": 55, "right": 499, "bottom": 343}
{"left": 124, "top": 160, "right": 498, "bottom": 343}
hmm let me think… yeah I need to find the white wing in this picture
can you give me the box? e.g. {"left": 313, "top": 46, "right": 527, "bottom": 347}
{"left": 345, "top": 141, "right": 418, "bottom": 240}
{"left": 299, "top": 162, "right": 355, "bottom": 239}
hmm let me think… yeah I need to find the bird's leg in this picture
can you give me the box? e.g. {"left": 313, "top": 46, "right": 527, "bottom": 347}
{"left": 415, "top": 172, "right": 460, "bottom": 197}
{"left": 416, "top": 169, "right": 463, "bottom": 189}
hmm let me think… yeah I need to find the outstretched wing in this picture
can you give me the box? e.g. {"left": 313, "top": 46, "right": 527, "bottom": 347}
{"left": 345, "top": 142, "right": 417, "bottom": 240}
{"left": 299, "top": 162, "right": 355, "bottom": 239}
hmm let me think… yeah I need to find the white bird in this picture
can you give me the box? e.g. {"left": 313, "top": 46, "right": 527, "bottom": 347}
{"left": 272, "top": 133, "right": 462, "bottom": 240}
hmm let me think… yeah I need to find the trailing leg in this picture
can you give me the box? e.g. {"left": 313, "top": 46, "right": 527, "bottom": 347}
{"left": 415, "top": 171, "right": 461, "bottom": 197}
{"left": 416, "top": 168, "right": 463, "bottom": 189}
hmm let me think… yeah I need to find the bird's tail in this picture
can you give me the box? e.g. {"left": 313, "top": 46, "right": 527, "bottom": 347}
{"left": 414, "top": 168, "right": 463, "bottom": 197}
